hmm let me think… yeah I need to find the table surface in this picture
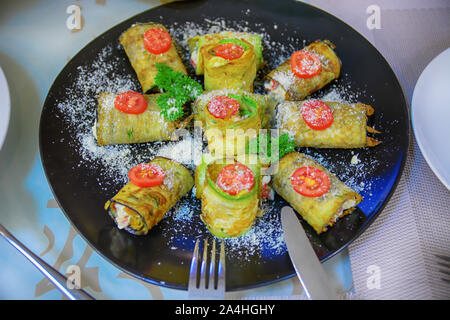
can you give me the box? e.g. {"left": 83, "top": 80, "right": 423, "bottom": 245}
{"left": 0, "top": 0, "right": 379, "bottom": 300}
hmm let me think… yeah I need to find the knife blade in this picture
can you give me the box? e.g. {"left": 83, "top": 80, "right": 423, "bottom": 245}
{"left": 281, "top": 206, "right": 339, "bottom": 300}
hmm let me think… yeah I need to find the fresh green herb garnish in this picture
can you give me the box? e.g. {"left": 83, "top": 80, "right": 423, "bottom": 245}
{"left": 154, "top": 63, "right": 203, "bottom": 121}
{"left": 229, "top": 94, "right": 256, "bottom": 118}
{"left": 247, "top": 133, "right": 295, "bottom": 162}
{"left": 127, "top": 128, "right": 133, "bottom": 140}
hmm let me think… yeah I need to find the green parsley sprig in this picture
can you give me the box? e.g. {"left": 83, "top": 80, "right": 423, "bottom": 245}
{"left": 154, "top": 63, "right": 203, "bottom": 121}
{"left": 247, "top": 132, "right": 295, "bottom": 163}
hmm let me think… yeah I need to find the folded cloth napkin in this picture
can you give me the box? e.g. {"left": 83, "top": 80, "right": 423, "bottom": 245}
{"left": 311, "top": 0, "right": 450, "bottom": 299}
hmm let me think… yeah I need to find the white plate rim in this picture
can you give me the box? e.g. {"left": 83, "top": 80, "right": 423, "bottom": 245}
{"left": 0, "top": 65, "right": 11, "bottom": 151}
{"left": 411, "top": 47, "right": 450, "bottom": 190}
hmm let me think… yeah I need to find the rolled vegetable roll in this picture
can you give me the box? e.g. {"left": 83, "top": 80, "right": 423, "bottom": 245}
{"left": 276, "top": 99, "right": 381, "bottom": 148}
{"left": 194, "top": 90, "right": 275, "bottom": 156}
{"left": 188, "top": 31, "right": 264, "bottom": 75}
{"left": 119, "top": 22, "right": 187, "bottom": 93}
{"left": 195, "top": 155, "right": 262, "bottom": 238}
{"left": 95, "top": 92, "right": 177, "bottom": 146}
{"left": 105, "top": 157, "right": 194, "bottom": 235}
{"left": 272, "top": 152, "right": 362, "bottom": 234}
{"left": 265, "top": 40, "right": 341, "bottom": 101}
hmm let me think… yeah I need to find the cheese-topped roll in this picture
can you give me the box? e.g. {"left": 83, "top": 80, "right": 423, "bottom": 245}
{"left": 195, "top": 156, "right": 261, "bottom": 238}
{"left": 265, "top": 40, "right": 341, "bottom": 101}
{"left": 272, "top": 152, "right": 362, "bottom": 234}
{"left": 120, "top": 22, "right": 187, "bottom": 93}
{"left": 276, "top": 99, "right": 381, "bottom": 148}
{"left": 105, "top": 157, "right": 194, "bottom": 235}
{"left": 194, "top": 90, "right": 277, "bottom": 156}
{"left": 95, "top": 92, "right": 176, "bottom": 146}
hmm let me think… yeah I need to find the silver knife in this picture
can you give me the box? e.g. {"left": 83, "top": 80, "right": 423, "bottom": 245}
{"left": 281, "top": 207, "right": 339, "bottom": 300}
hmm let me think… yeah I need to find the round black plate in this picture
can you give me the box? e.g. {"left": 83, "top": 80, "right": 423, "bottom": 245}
{"left": 39, "top": 0, "right": 409, "bottom": 291}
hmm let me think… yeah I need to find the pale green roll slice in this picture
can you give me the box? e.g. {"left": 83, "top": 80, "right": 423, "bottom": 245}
{"left": 195, "top": 155, "right": 261, "bottom": 238}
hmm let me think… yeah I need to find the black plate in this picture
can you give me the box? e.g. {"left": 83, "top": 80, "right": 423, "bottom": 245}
{"left": 39, "top": 0, "right": 409, "bottom": 291}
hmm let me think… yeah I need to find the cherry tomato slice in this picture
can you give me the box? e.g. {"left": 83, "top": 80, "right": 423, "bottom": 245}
{"left": 114, "top": 91, "right": 147, "bottom": 114}
{"left": 207, "top": 95, "right": 240, "bottom": 119}
{"left": 300, "top": 99, "right": 334, "bottom": 130}
{"left": 291, "top": 166, "right": 330, "bottom": 197}
{"left": 216, "top": 163, "right": 255, "bottom": 196}
{"left": 128, "top": 163, "right": 165, "bottom": 188}
{"left": 290, "top": 50, "right": 322, "bottom": 78}
{"left": 143, "top": 28, "right": 172, "bottom": 55}
{"left": 214, "top": 42, "right": 245, "bottom": 60}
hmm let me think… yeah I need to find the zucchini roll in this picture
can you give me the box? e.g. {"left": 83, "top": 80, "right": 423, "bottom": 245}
{"left": 95, "top": 92, "right": 177, "bottom": 146}
{"left": 104, "top": 157, "right": 194, "bottom": 235}
{"left": 195, "top": 155, "right": 261, "bottom": 238}
{"left": 188, "top": 32, "right": 263, "bottom": 91}
{"left": 276, "top": 99, "right": 381, "bottom": 148}
{"left": 272, "top": 152, "right": 362, "bottom": 234}
{"left": 265, "top": 40, "right": 341, "bottom": 101}
{"left": 119, "top": 22, "right": 187, "bottom": 93}
{"left": 188, "top": 31, "right": 264, "bottom": 75}
{"left": 194, "top": 90, "right": 274, "bottom": 156}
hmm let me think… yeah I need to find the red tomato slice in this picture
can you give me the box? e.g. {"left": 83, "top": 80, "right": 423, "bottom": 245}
{"left": 207, "top": 96, "right": 240, "bottom": 119}
{"left": 128, "top": 163, "right": 165, "bottom": 188}
{"left": 291, "top": 166, "right": 330, "bottom": 197}
{"left": 216, "top": 163, "right": 255, "bottom": 196}
{"left": 114, "top": 91, "right": 147, "bottom": 114}
{"left": 291, "top": 50, "right": 322, "bottom": 78}
{"left": 214, "top": 43, "right": 245, "bottom": 60}
{"left": 300, "top": 99, "right": 334, "bottom": 130}
{"left": 143, "top": 28, "right": 172, "bottom": 54}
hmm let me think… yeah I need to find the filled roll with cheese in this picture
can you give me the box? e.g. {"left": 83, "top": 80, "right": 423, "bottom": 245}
{"left": 194, "top": 90, "right": 277, "bottom": 156}
{"left": 188, "top": 32, "right": 263, "bottom": 91}
{"left": 272, "top": 152, "right": 362, "bottom": 234}
{"left": 105, "top": 157, "right": 194, "bottom": 235}
{"left": 188, "top": 31, "right": 264, "bottom": 75}
{"left": 119, "top": 22, "right": 187, "bottom": 93}
{"left": 95, "top": 92, "right": 177, "bottom": 146}
{"left": 265, "top": 40, "right": 341, "bottom": 101}
{"left": 195, "top": 155, "right": 261, "bottom": 238}
{"left": 276, "top": 99, "right": 381, "bottom": 148}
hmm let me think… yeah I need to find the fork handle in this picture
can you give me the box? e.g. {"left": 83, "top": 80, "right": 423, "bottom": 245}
{"left": 0, "top": 224, "right": 94, "bottom": 300}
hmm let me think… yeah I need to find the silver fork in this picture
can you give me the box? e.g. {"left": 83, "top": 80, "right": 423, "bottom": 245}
{"left": 435, "top": 254, "right": 450, "bottom": 284}
{"left": 188, "top": 238, "right": 225, "bottom": 299}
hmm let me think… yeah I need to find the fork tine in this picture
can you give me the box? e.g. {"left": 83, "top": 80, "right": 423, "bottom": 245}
{"left": 188, "top": 239, "right": 200, "bottom": 291}
{"left": 199, "top": 239, "right": 208, "bottom": 289}
{"left": 216, "top": 241, "right": 226, "bottom": 293}
{"left": 209, "top": 239, "right": 216, "bottom": 289}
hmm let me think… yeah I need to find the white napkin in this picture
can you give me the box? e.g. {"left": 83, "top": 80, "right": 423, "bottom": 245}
{"left": 311, "top": 0, "right": 450, "bottom": 299}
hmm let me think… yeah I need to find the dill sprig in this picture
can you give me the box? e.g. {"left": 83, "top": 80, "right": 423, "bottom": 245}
{"left": 247, "top": 132, "right": 295, "bottom": 162}
{"left": 154, "top": 63, "right": 203, "bottom": 121}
